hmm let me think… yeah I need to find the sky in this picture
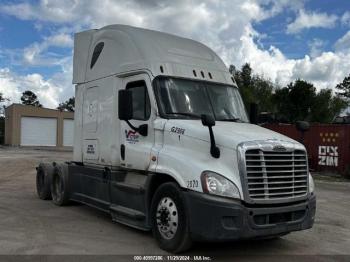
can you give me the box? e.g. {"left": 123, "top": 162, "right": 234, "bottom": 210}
{"left": 0, "top": 0, "right": 350, "bottom": 108}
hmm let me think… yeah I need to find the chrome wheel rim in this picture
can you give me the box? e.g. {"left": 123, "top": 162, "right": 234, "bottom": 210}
{"left": 156, "top": 197, "right": 178, "bottom": 240}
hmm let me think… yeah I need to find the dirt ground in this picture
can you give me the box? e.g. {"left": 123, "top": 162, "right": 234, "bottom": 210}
{"left": 0, "top": 147, "right": 349, "bottom": 260}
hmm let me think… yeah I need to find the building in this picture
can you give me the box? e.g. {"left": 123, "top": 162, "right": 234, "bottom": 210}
{"left": 4, "top": 104, "right": 74, "bottom": 148}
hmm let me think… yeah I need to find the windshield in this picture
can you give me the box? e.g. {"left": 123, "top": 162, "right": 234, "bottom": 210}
{"left": 154, "top": 77, "right": 249, "bottom": 122}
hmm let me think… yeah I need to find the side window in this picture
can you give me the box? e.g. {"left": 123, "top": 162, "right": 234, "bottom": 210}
{"left": 90, "top": 42, "right": 104, "bottom": 69}
{"left": 126, "top": 81, "right": 151, "bottom": 120}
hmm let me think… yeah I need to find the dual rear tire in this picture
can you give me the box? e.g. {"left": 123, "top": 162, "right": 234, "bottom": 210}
{"left": 36, "top": 163, "right": 54, "bottom": 200}
{"left": 51, "top": 164, "right": 70, "bottom": 206}
{"left": 36, "top": 163, "right": 70, "bottom": 206}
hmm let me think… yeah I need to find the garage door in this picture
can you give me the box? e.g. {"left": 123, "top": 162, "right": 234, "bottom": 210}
{"left": 21, "top": 117, "right": 57, "bottom": 146}
{"left": 63, "top": 119, "right": 74, "bottom": 146}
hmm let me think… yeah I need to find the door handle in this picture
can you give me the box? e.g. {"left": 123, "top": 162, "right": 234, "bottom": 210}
{"left": 121, "top": 144, "right": 125, "bottom": 160}
{"left": 103, "top": 167, "right": 111, "bottom": 182}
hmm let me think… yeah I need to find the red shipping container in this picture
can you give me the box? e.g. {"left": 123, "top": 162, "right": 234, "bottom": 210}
{"left": 263, "top": 123, "right": 350, "bottom": 177}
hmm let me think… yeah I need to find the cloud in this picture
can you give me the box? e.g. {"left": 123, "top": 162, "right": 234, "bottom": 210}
{"left": 0, "top": 54, "right": 74, "bottom": 109}
{"left": 341, "top": 11, "right": 350, "bottom": 26}
{"left": 287, "top": 9, "right": 338, "bottom": 34}
{"left": 0, "top": 0, "right": 350, "bottom": 108}
{"left": 0, "top": 67, "right": 61, "bottom": 108}
{"left": 0, "top": 42, "right": 74, "bottom": 108}
{"left": 237, "top": 27, "right": 350, "bottom": 90}
{"left": 308, "top": 38, "right": 326, "bottom": 58}
{"left": 0, "top": 1, "right": 79, "bottom": 24}
{"left": 334, "top": 30, "right": 350, "bottom": 53}
{"left": 23, "top": 33, "right": 73, "bottom": 65}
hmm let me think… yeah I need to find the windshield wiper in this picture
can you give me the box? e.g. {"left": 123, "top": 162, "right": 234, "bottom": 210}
{"left": 166, "top": 112, "right": 202, "bottom": 119}
{"left": 217, "top": 118, "right": 243, "bottom": 122}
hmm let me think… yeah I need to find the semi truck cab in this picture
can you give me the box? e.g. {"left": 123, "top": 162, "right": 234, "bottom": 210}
{"left": 36, "top": 25, "right": 316, "bottom": 253}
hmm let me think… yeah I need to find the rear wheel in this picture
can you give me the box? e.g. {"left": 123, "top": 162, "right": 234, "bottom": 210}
{"left": 36, "top": 163, "right": 54, "bottom": 200}
{"left": 151, "top": 182, "right": 192, "bottom": 253}
{"left": 51, "top": 164, "right": 70, "bottom": 206}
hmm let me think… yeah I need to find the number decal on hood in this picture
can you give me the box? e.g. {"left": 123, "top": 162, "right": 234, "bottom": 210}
{"left": 187, "top": 180, "right": 199, "bottom": 188}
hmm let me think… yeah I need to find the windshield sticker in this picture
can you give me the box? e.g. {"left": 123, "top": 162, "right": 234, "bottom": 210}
{"left": 125, "top": 129, "right": 139, "bottom": 144}
{"left": 171, "top": 126, "right": 185, "bottom": 135}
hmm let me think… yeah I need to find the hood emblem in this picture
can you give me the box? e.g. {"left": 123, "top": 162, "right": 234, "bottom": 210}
{"left": 273, "top": 145, "right": 286, "bottom": 152}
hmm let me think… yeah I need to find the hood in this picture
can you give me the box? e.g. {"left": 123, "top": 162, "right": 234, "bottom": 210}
{"left": 166, "top": 119, "right": 300, "bottom": 149}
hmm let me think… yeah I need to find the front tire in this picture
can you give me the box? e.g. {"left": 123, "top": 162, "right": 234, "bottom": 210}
{"left": 151, "top": 182, "right": 192, "bottom": 253}
{"left": 51, "top": 164, "right": 70, "bottom": 206}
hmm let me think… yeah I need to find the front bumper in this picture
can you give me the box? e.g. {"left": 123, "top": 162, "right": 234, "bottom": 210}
{"left": 184, "top": 191, "right": 316, "bottom": 241}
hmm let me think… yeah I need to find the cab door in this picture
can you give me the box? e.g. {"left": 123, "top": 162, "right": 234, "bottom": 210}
{"left": 119, "top": 74, "right": 155, "bottom": 171}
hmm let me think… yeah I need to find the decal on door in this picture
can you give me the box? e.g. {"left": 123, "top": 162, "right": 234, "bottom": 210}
{"left": 83, "top": 139, "right": 99, "bottom": 160}
{"left": 171, "top": 126, "right": 185, "bottom": 135}
{"left": 125, "top": 129, "right": 140, "bottom": 144}
{"left": 86, "top": 144, "right": 95, "bottom": 154}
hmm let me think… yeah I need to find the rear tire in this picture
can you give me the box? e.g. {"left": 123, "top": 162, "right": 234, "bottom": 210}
{"left": 36, "top": 163, "right": 54, "bottom": 200}
{"left": 51, "top": 164, "right": 70, "bottom": 206}
{"left": 151, "top": 182, "right": 192, "bottom": 253}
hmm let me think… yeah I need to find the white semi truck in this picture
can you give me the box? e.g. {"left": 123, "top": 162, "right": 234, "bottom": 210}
{"left": 36, "top": 25, "right": 316, "bottom": 253}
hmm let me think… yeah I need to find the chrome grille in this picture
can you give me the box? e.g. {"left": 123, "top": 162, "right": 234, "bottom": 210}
{"left": 245, "top": 149, "right": 308, "bottom": 200}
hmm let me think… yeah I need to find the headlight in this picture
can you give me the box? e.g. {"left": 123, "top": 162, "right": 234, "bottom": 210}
{"left": 201, "top": 171, "right": 241, "bottom": 199}
{"left": 309, "top": 173, "right": 315, "bottom": 193}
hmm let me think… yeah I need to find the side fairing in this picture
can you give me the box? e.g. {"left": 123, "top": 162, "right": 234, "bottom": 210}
{"left": 73, "top": 84, "right": 84, "bottom": 162}
{"left": 74, "top": 76, "right": 121, "bottom": 166}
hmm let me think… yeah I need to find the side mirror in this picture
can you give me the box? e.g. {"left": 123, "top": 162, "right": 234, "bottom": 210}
{"left": 249, "top": 103, "right": 258, "bottom": 124}
{"left": 201, "top": 114, "right": 220, "bottom": 158}
{"left": 296, "top": 121, "right": 310, "bottom": 145}
{"left": 201, "top": 114, "right": 215, "bottom": 127}
{"left": 118, "top": 89, "right": 148, "bottom": 137}
{"left": 118, "top": 89, "right": 133, "bottom": 121}
{"left": 296, "top": 121, "right": 310, "bottom": 132}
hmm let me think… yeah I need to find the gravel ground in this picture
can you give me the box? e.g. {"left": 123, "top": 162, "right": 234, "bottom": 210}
{"left": 0, "top": 147, "right": 349, "bottom": 261}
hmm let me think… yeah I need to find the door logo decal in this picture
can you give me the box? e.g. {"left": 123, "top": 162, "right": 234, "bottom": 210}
{"left": 125, "top": 129, "right": 139, "bottom": 144}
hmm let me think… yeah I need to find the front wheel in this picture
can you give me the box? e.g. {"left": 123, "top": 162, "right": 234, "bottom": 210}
{"left": 151, "top": 182, "right": 192, "bottom": 253}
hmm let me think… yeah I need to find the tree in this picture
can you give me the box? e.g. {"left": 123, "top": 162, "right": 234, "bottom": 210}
{"left": 0, "top": 92, "right": 9, "bottom": 116}
{"left": 329, "top": 95, "right": 348, "bottom": 121}
{"left": 0, "top": 92, "right": 7, "bottom": 144}
{"left": 273, "top": 87, "right": 290, "bottom": 122}
{"left": 250, "top": 75, "right": 275, "bottom": 113}
{"left": 232, "top": 63, "right": 275, "bottom": 114}
{"left": 20, "top": 90, "right": 42, "bottom": 107}
{"left": 232, "top": 63, "right": 345, "bottom": 123}
{"left": 273, "top": 80, "right": 346, "bottom": 123}
{"left": 288, "top": 79, "right": 316, "bottom": 122}
{"left": 310, "top": 89, "right": 347, "bottom": 123}
{"left": 0, "top": 92, "right": 4, "bottom": 103}
{"left": 273, "top": 80, "right": 316, "bottom": 122}
{"left": 57, "top": 97, "right": 75, "bottom": 112}
{"left": 336, "top": 74, "right": 350, "bottom": 98}
{"left": 0, "top": 116, "right": 4, "bottom": 144}
{"left": 240, "top": 63, "right": 252, "bottom": 88}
